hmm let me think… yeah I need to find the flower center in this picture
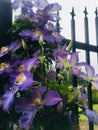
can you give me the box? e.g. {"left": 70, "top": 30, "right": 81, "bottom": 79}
{"left": 15, "top": 73, "right": 26, "bottom": 85}
{"left": 34, "top": 29, "right": 42, "bottom": 37}
{"left": 0, "top": 62, "right": 9, "bottom": 71}
{"left": 0, "top": 46, "right": 9, "bottom": 52}
{"left": 18, "top": 64, "right": 25, "bottom": 71}
{"left": 38, "top": 9, "right": 44, "bottom": 15}
{"left": 33, "top": 98, "right": 41, "bottom": 106}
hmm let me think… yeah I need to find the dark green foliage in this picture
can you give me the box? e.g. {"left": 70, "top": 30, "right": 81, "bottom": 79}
{"left": 0, "top": 109, "right": 20, "bottom": 130}
{"left": 32, "top": 106, "right": 71, "bottom": 130}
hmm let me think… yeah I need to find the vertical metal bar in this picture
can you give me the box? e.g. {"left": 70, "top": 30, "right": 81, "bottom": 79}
{"left": 83, "top": 7, "right": 94, "bottom": 130}
{"left": 0, "top": 0, "right": 12, "bottom": 47}
{"left": 95, "top": 8, "right": 98, "bottom": 65}
{"left": 56, "top": 11, "right": 61, "bottom": 33}
{"left": 95, "top": 7, "right": 98, "bottom": 46}
{"left": 70, "top": 7, "right": 79, "bottom": 130}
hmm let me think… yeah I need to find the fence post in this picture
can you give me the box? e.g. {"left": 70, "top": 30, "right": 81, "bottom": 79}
{"left": 0, "top": 0, "right": 12, "bottom": 47}
{"left": 95, "top": 8, "right": 98, "bottom": 65}
{"left": 83, "top": 7, "right": 94, "bottom": 130}
{"left": 70, "top": 8, "right": 79, "bottom": 130}
{"left": 95, "top": 8, "right": 98, "bottom": 46}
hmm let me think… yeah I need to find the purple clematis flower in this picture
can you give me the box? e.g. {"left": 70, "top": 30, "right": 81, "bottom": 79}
{"left": 55, "top": 52, "right": 87, "bottom": 74}
{"left": 2, "top": 91, "right": 14, "bottom": 112}
{"left": 11, "top": 71, "right": 34, "bottom": 92}
{"left": 34, "top": 0, "right": 61, "bottom": 21}
{"left": 12, "top": 0, "right": 33, "bottom": 15}
{"left": 0, "top": 40, "right": 21, "bottom": 57}
{"left": 79, "top": 65, "right": 98, "bottom": 90}
{"left": 15, "top": 86, "right": 62, "bottom": 129}
{"left": 83, "top": 107, "right": 98, "bottom": 125}
{"left": 53, "top": 43, "right": 68, "bottom": 59}
{"left": 13, "top": 57, "right": 40, "bottom": 72}
{"left": 68, "top": 52, "right": 87, "bottom": 76}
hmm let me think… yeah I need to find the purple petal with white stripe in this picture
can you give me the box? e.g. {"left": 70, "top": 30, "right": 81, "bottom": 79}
{"left": 83, "top": 107, "right": 98, "bottom": 125}
{"left": 2, "top": 91, "right": 14, "bottom": 112}
{"left": 19, "top": 107, "right": 39, "bottom": 129}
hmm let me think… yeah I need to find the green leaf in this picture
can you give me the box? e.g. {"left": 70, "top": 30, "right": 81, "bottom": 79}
{"left": 21, "top": 39, "right": 28, "bottom": 50}
{"left": 39, "top": 55, "right": 45, "bottom": 63}
{"left": 39, "top": 35, "right": 45, "bottom": 45}
{"left": 67, "top": 40, "right": 73, "bottom": 51}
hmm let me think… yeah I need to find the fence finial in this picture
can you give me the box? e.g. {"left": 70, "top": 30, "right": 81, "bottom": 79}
{"left": 95, "top": 7, "right": 98, "bottom": 17}
{"left": 83, "top": 7, "right": 88, "bottom": 16}
{"left": 70, "top": 7, "right": 76, "bottom": 19}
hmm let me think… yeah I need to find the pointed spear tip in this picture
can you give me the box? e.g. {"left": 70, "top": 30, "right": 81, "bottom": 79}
{"left": 83, "top": 6, "right": 88, "bottom": 15}
{"left": 95, "top": 7, "right": 98, "bottom": 16}
{"left": 70, "top": 7, "right": 76, "bottom": 17}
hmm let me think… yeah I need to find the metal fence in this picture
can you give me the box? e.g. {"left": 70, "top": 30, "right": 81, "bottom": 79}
{"left": 0, "top": 1, "right": 98, "bottom": 130}
{"left": 68, "top": 7, "right": 98, "bottom": 130}
{"left": 57, "top": 6, "right": 98, "bottom": 130}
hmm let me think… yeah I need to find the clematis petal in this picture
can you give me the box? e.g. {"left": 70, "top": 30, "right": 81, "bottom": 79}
{"left": 45, "top": 3, "right": 61, "bottom": 12}
{"left": 30, "top": 86, "right": 46, "bottom": 104}
{"left": 2, "top": 91, "right": 14, "bottom": 112}
{"left": 83, "top": 107, "right": 98, "bottom": 125}
{"left": 85, "top": 65, "right": 95, "bottom": 78}
{"left": 12, "top": 0, "right": 20, "bottom": 10}
{"left": 19, "top": 30, "right": 33, "bottom": 37}
{"left": 69, "top": 52, "right": 79, "bottom": 66}
{"left": 92, "top": 81, "right": 98, "bottom": 90}
{"left": 19, "top": 107, "right": 39, "bottom": 129}
{"left": 33, "top": 0, "right": 49, "bottom": 9}
{"left": 15, "top": 98, "right": 33, "bottom": 113}
{"left": 10, "top": 40, "right": 21, "bottom": 52}
{"left": 43, "top": 90, "right": 62, "bottom": 106}
{"left": 94, "top": 74, "right": 98, "bottom": 81}
{"left": 24, "top": 57, "right": 40, "bottom": 71}
{"left": 78, "top": 72, "right": 89, "bottom": 82}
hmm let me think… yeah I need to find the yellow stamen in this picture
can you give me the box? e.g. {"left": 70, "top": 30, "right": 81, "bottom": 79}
{"left": 18, "top": 64, "right": 25, "bottom": 71}
{"left": 34, "top": 29, "right": 43, "bottom": 37}
{"left": 0, "top": 62, "right": 9, "bottom": 71}
{"left": 38, "top": 9, "right": 44, "bottom": 15}
{"left": 15, "top": 73, "right": 26, "bottom": 85}
{"left": 33, "top": 98, "right": 41, "bottom": 105}
{"left": 0, "top": 46, "right": 8, "bottom": 52}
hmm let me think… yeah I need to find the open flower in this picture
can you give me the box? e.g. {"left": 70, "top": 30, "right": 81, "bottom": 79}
{"left": 15, "top": 86, "right": 62, "bottom": 129}
{"left": 34, "top": 1, "right": 61, "bottom": 21}
{"left": 11, "top": 71, "right": 34, "bottom": 92}
{"left": 79, "top": 65, "right": 98, "bottom": 90}
{"left": 12, "top": 0, "right": 33, "bottom": 16}
{"left": 13, "top": 57, "right": 40, "bottom": 72}
{"left": 68, "top": 52, "right": 87, "bottom": 76}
